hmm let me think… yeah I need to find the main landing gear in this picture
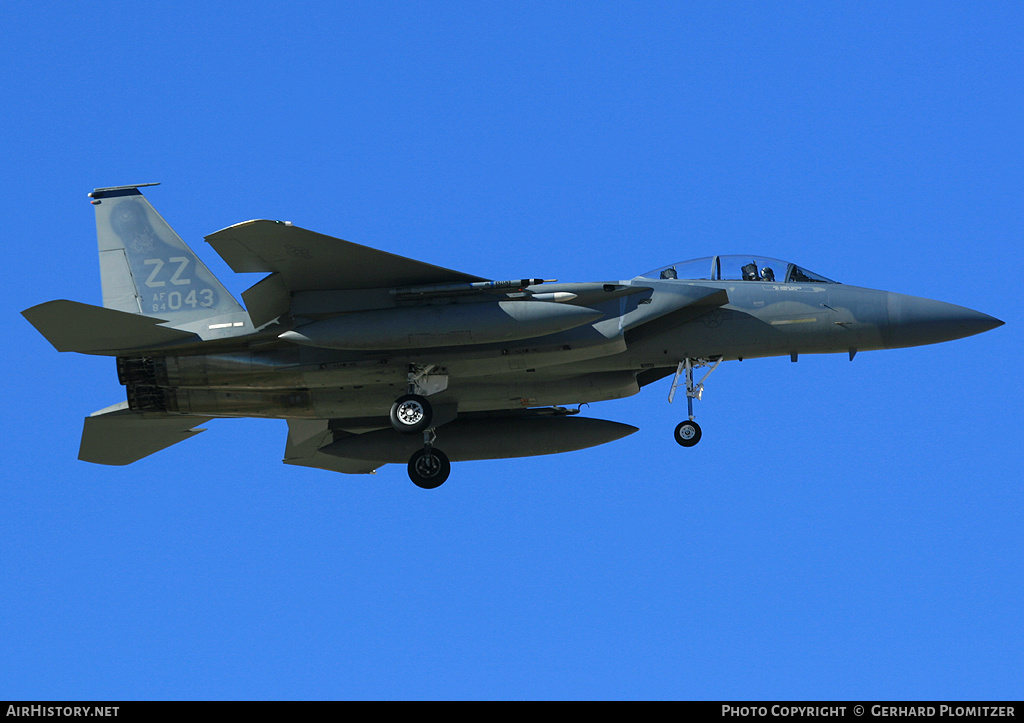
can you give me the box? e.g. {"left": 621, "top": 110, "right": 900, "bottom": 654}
{"left": 668, "top": 357, "right": 722, "bottom": 448}
{"left": 390, "top": 364, "right": 451, "bottom": 488}
{"left": 390, "top": 393, "right": 433, "bottom": 433}
{"left": 407, "top": 429, "right": 451, "bottom": 489}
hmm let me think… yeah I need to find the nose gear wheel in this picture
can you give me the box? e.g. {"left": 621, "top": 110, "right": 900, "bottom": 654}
{"left": 674, "top": 420, "right": 702, "bottom": 447}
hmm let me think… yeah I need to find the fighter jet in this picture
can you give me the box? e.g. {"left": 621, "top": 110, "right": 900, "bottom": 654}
{"left": 22, "top": 184, "right": 1004, "bottom": 488}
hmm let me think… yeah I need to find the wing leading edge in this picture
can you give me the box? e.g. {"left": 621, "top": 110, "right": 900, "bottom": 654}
{"left": 205, "top": 220, "right": 488, "bottom": 292}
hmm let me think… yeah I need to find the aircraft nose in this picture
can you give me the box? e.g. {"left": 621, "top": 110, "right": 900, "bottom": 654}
{"left": 885, "top": 292, "right": 1004, "bottom": 349}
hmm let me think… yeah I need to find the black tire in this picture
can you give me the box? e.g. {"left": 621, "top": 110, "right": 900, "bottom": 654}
{"left": 390, "top": 394, "right": 433, "bottom": 434}
{"left": 674, "top": 420, "right": 702, "bottom": 447}
{"left": 408, "top": 448, "right": 451, "bottom": 489}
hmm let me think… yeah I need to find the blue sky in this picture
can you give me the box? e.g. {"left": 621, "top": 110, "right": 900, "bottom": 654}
{"left": 2, "top": 1, "right": 1020, "bottom": 700}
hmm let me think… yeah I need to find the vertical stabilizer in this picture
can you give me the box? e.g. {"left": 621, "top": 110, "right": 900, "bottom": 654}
{"left": 90, "top": 184, "right": 248, "bottom": 332}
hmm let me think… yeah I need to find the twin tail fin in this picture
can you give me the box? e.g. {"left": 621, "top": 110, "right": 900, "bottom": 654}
{"left": 23, "top": 184, "right": 254, "bottom": 356}
{"left": 91, "top": 183, "right": 246, "bottom": 324}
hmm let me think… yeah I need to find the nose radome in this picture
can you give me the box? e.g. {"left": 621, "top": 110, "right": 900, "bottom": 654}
{"left": 885, "top": 292, "right": 1004, "bottom": 349}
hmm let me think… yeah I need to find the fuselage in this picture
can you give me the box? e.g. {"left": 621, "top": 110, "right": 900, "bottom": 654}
{"left": 116, "top": 266, "right": 1002, "bottom": 422}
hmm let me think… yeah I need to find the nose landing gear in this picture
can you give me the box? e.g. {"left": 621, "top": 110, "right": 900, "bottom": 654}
{"left": 669, "top": 357, "right": 721, "bottom": 447}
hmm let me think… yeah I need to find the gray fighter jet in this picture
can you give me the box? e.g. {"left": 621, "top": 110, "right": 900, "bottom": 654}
{"left": 22, "top": 184, "right": 1004, "bottom": 488}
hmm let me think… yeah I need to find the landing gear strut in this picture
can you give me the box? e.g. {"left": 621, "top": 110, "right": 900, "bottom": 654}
{"left": 392, "top": 365, "right": 451, "bottom": 487}
{"left": 669, "top": 357, "right": 722, "bottom": 447}
{"left": 390, "top": 364, "right": 447, "bottom": 435}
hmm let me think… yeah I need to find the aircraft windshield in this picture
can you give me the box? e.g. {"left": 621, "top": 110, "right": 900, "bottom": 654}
{"left": 641, "top": 256, "right": 837, "bottom": 284}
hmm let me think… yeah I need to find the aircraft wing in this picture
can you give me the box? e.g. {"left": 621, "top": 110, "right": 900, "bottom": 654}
{"left": 282, "top": 419, "right": 384, "bottom": 475}
{"left": 79, "top": 402, "right": 212, "bottom": 465}
{"left": 205, "top": 220, "right": 488, "bottom": 292}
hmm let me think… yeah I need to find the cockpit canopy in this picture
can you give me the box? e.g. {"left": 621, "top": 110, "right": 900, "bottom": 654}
{"left": 641, "top": 256, "right": 837, "bottom": 284}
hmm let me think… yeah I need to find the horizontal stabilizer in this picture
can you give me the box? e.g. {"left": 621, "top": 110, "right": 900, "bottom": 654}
{"left": 22, "top": 300, "right": 199, "bottom": 354}
{"left": 206, "top": 219, "right": 487, "bottom": 291}
{"left": 79, "top": 402, "right": 212, "bottom": 465}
